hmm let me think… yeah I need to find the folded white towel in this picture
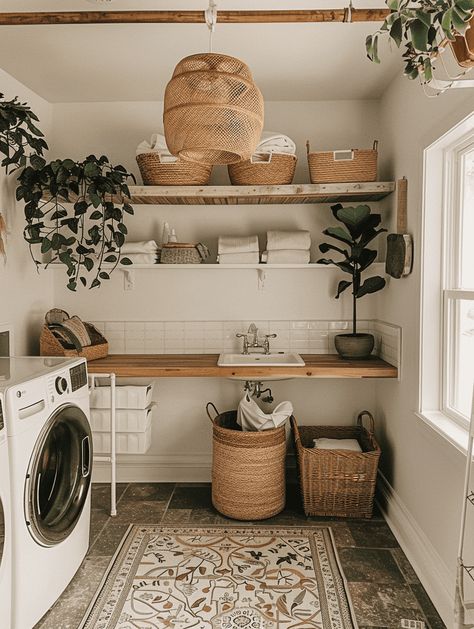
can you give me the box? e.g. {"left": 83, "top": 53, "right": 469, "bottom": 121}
{"left": 121, "top": 240, "right": 159, "bottom": 254}
{"left": 218, "top": 235, "right": 259, "bottom": 254}
{"left": 120, "top": 253, "right": 158, "bottom": 265}
{"left": 313, "top": 438, "right": 362, "bottom": 452}
{"left": 136, "top": 133, "right": 178, "bottom": 163}
{"left": 218, "top": 252, "right": 260, "bottom": 264}
{"left": 255, "top": 131, "right": 296, "bottom": 156}
{"left": 262, "top": 250, "right": 310, "bottom": 264}
{"left": 267, "top": 230, "right": 311, "bottom": 251}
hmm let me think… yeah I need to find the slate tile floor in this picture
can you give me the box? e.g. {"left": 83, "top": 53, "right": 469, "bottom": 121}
{"left": 33, "top": 482, "right": 446, "bottom": 629}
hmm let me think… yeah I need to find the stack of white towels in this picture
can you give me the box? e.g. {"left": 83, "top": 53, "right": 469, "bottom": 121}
{"left": 120, "top": 240, "right": 160, "bottom": 264}
{"left": 251, "top": 131, "right": 296, "bottom": 162}
{"left": 136, "top": 133, "right": 177, "bottom": 163}
{"left": 261, "top": 230, "right": 311, "bottom": 264}
{"left": 217, "top": 235, "right": 259, "bottom": 264}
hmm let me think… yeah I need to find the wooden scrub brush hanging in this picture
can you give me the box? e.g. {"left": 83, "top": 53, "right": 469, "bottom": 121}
{"left": 163, "top": 1, "right": 264, "bottom": 166}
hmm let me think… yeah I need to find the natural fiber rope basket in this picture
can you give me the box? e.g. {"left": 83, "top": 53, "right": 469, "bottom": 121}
{"left": 164, "top": 53, "right": 264, "bottom": 165}
{"left": 307, "top": 140, "right": 378, "bottom": 184}
{"left": 207, "top": 403, "right": 287, "bottom": 520}
{"left": 228, "top": 153, "right": 297, "bottom": 185}
{"left": 291, "top": 412, "right": 380, "bottom": 518}
{"left": 40, "top": 324, "right": 108, "bottom": 361}
{"left": 136, "top": 153, "right": 212, "bottom": 186}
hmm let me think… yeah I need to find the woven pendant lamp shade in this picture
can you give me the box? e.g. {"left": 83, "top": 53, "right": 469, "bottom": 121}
{"left": 163, "top": 53, "right": 264, "bottom": 165}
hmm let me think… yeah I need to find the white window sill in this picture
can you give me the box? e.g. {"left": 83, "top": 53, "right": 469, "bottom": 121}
{"left": 416, "top": 410, "right": 471, "bottom": 456}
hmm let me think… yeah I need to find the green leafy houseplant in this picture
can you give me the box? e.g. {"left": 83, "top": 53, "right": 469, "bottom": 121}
{"left": 318, "top": 203, "right": 387, "bottom": 359}
{"left": 0, "top": 94, "right": 135, "bottom": 290}
{"left": 366, "top": 0, "right": 474, "bottom": 82}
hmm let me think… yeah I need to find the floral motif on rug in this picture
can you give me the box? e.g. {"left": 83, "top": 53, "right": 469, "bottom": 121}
{"left": 79, "top": 526, "right": 356, "bottom": 629}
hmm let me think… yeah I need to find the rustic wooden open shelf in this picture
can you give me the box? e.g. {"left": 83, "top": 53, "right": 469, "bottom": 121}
{"left": 127, "top": 182, "right": 395, "bottom": 205}
{"left": 87, "top": 353, "right": 398, "bottom": 379}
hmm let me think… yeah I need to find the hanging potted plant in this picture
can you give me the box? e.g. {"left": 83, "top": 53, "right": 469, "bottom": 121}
{"left": 0, "top": 93, "right": 135, "bottom": 291}
{"left": 318, "top": 204, "right": 386, "bottom": 360}
{"left": 366, "top": 0, "right": 474, "bottom": 82}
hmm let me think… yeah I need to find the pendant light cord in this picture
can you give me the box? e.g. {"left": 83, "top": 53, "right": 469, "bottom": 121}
{"left": 205, "top": 0, "right": 217, "bottom": 52}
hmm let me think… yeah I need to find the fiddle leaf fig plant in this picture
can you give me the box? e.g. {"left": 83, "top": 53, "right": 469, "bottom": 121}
{"left": 318, "top": 203, "right": 387, "bottom": 336}
{"left": 1, "top": 93, "right": 136, "bottom": 291}
{"left": 0, "top": 93, "right": 48, "bottom": 173}
{"left": 366, "top": 0, "right": 474, "bottom": 82}
{"left": 17, "top": 155, "right": 135, "bottom": 291}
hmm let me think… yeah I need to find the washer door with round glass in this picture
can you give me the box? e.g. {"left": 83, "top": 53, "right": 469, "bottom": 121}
{"left": 25, "top": 404, "right": 92, "bottom": 547}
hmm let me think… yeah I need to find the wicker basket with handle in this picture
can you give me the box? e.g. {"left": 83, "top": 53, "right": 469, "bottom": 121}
{"left": 292, "top": 411, "right": 380, "bottom": 518}
{"left": 40, "top": 323, "right": 108, "bottom": 361}
{"left": 307, "top": 140, "right": 378, "bottom": 183}
{"left": 228, "top": 153, "right": 297, "bottom": 185}
{"left": 207, "top": 403, "right": 287, "bottom": 520}
{"left": 136, "top": 153, "right": 212, "bottom": 186}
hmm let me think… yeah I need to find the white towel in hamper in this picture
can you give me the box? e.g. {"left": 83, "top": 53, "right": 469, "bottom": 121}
{"left": 121, "top": 240, "right": 159, "bottom": 254}
{"left": 218, "top": 235, "right": 259, "bottom": 254}
{"left": 218, "top": 252, "right": 260, "bottom": 264}
{"left": 261, "top": 250, "right": 310, "bottom": 264}
{"left": 313, "top": 438, "right": 362, "bottom": 452}
{"left": 136, "top": 133, "right": 178, "bottom": 163}
{"left": 256, "top": 131, "right": 296, "bottom": 155}
{"left": 266, "top": 230, "right": 311, "bottom": 251}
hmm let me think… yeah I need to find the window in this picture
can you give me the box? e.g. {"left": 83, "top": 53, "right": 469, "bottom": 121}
{"left": 443, "top": 142, "right": 474, "bottom": 426}
{"left": 420, "top": 114, "right": 474, "bottom": 442}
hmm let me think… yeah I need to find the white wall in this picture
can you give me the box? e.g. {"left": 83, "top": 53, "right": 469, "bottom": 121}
{"left": 0, "top": 69, "right": 54, "bottom": 354}
{"left": 376, "top": 74, "right": 473, "bottom": 622}
{"left": 49, "top": 98, "right": 382, "bottom": 482}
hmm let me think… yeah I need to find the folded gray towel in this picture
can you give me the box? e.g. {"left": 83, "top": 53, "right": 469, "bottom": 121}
{"left": 266, "top": 230, "right": 311, "bottom": 251}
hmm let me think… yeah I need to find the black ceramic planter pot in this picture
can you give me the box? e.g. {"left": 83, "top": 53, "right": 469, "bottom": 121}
{"left": 334, "top": 333, "right": 375, "bottom": 360}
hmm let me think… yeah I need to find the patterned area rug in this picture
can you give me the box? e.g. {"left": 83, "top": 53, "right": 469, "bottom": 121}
{"left": 79, "top": 526, "right": 357, "bottom": 628}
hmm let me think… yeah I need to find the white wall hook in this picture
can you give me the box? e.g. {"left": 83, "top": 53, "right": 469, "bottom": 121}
{"left": 257, "top": 268, "right": 266, "bottom": 291}
{"left": 122, "top": 268, "right": 135, "bottom": 291}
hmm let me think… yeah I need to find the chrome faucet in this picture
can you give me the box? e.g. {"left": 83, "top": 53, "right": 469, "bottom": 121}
{"left": 236, "top": 323, "right": 277, "bottom": 355}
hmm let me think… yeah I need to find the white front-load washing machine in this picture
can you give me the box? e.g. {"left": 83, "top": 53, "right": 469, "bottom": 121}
{"left": 1, "top": 356, "right": 92, "bottom": 629}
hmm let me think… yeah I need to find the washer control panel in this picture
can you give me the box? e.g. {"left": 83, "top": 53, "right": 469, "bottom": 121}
{"left": 69, "top": 362, "right": 87, "bottom": 392}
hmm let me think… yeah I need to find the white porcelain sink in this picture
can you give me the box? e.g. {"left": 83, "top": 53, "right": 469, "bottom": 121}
{"left": 218, "top": 352, "right": 305, "bottom": 367}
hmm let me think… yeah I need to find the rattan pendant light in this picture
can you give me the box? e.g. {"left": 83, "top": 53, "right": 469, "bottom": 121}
{"left": 163, "top": 3, "right": 264, "bottom": 165}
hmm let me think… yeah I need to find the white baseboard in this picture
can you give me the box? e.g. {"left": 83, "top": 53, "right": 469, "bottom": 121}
{"left": 92, "top": 454, "right": 212, "bottom": 483}
{"left": 377, "top": 471, "right": 454, "bottom": 626}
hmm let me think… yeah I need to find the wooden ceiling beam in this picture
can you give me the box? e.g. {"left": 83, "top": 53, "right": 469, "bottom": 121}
{"left": 0, "top": 9, "right": 390, "bottom": 26}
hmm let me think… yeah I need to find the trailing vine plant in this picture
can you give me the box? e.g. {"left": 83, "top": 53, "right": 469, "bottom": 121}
{"left": 366, "top": 0, "right": 474, "bottom": 82}
{"left": 0, "top": 93, "right": 135, "bottom": 290}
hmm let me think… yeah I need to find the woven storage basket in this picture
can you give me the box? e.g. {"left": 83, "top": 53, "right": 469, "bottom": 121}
{"left": 207, "top": 403, "right": 287, "bottom": 520}
{"left": 40, "top": 324, "right": 108, "bottom": 361}
{"left": 136, "top": 153, "right": 212, "bottom": 186}
{"left": 228, "top": 153, "right": 297, "bottom": 185}
{"left": 291, "top": 412, "right": 380, "bottom": 518}
{"left": 307, "top": 140, "right": 378, "bottom": 183}
{"left": 161, "top": 243, "right": 203, "bottom": 264}
{"left": 164, "top": 53, "right": 264, "bottom": 165}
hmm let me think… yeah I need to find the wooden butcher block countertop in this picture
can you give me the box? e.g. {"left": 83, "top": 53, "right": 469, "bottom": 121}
{"left": 87, "top": 354, "right": 398, "bottom": 379}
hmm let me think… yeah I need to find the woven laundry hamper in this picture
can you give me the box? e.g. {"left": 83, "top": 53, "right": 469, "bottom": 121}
{"left": 228, "top": 153, "right": 297, "bottom": 185}
{"left": 291, "top": 412, "right": 380, "bottom": 518}
{"left": 207, "top": 403, "right": 287, "bottom": 520}
{"left": 136, "top": 153, "right": 212, "bottom": 186}
{"left": 164, "top": 53, "right": 264, "bottom": 165}
{"left": 307, "top": 140, "right": 378, "bottom": 183}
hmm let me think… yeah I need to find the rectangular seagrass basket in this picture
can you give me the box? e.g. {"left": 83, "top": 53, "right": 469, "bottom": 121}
{"left": 40, "top": 323, "right": 108, "bottom": 361}
{"left": 291, "top": 412, "right": 380, "bottom": 518}
{"left": 307, "top": 140, "right": 378, "bottom": 183}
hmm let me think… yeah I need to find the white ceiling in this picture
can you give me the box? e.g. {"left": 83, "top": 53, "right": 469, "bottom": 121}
{"left": 0, "top": 1, "right": 402, "bottom": 103}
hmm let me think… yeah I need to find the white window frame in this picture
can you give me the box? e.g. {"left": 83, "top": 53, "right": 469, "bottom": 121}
{"left": 419, "top": 112, "right": 474, "bottom": 452}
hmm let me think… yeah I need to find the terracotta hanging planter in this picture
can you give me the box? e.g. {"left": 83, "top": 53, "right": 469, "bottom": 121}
{"left": 450, "top": 16, "right": 474, "bottom": 68}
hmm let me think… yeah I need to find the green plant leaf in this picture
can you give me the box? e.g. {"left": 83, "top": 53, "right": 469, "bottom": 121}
{"left": 390, "top": 17, "right": 403, "bottom": 47}
{"left": 40, "top": 237, "right": 52, "bottom": 254}
{"left": 335, "top": 280, "right": 352, "bottom": 299}
{"left": 323, "top": 226, "right": 353, "bottom": 245}
{"left": 120, "top": 257, "right": 133, "bottom": 265}
{"left": 336, "top": 205, "right": 371, "bottom": 226}
{"left": 409, "top": 19, "right": 430, "bottom": 51}
{"left": 356, "top": 275, "right": 386, "bottom": 298}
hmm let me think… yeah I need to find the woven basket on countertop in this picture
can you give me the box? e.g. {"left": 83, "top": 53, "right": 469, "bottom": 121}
{"left": 164, "top": 53, "right": 264, "bottom": 165}
{"left": 207, "top": 403, "right": 286, "bottom": 520}
{"left": 307, "top": 140, "right": 378, "bottom": 183}
{"left": 161, "top": 242, "right": 208, "bottom": 264}
{"left": 40, "top": 323, "right": 108, "bottom": 361}
{"left": 228, "top": 153, "right": 297, "bottom": 185}
{"left": 136, "top": 153, "right": 212, "bottom": 186}
{"left": 292, "top": 412, "right": 380, "bottom": 518}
